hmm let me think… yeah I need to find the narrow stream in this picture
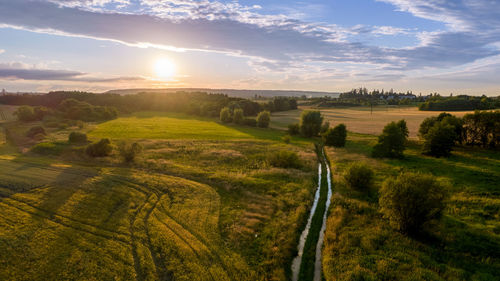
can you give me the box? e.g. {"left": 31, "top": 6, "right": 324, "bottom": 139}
{"left": 291, "top": 163, "right": 322, "bottom": 281}
{"left": 313, "top": 155, "right": 332, "bottom": 281}
{"left": 291, "top": 149, "right": 333, "bottom": 281}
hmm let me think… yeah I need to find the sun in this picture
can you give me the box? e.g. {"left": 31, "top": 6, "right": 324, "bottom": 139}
{"left": 154, "top": 59, "right": 176, "bottom": 79}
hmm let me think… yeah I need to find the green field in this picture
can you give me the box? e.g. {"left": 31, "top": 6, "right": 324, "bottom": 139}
{"left": 322, "top": 133, "right": 500, "bottom": 280}
{"left": 0, "top": 112, "right": 317, "bottom": 280}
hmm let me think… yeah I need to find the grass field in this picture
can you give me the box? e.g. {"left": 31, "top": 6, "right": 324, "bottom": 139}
{"left": 271, "top": 106, "right": 474, "bottom": 137}
{"left": 0, "top": 112, "right": 317, "bottom": 281}
{"left": 322, "top": 134, "right": 500, "bottom": 280}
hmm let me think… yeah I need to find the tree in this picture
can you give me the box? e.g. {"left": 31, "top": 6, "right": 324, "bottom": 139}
{"left": 256, "top": 111, "right": 271, "bottom": 128}
{"left": 323, "top": 124, "right": 347, "bottom": 147}
{"left": 343, "top": 162, "right": 373, "bottom": 190}
{"left": 320, "top": 121, "right": 330, "bottom": 134}
{"left": 396, "top": 119, "right": 409, "bottom": 138}
{"left": 233, "top": 108, "right": 244, "bottom": 124}
{"left": 287, "top": 123, "right": 300, "bottom": 135}
{"left": 372, "top": 120, "right": 407, "bottom": 158}
{"left": 14, "top": 105, "right": 36, "bottom": 122}
{"left": 422, "top": 122, "right": 457, "bottom": 157}
{"left": 299, "top": 110, "right": 323, "bottom": 137}
{"left": 86, "top": 138, "right": 113, "bottom": 157}
{"left": 119, "top": 142, "right": 143, "bottom": 163}
{"left": 219, "top": 107, "right": 232, "bottom": 123}
{"left": 68, "top": 132, "right": 87, "bottom": 143}
{"left": 379, "top": 172, "right": 448, "bottom": 235}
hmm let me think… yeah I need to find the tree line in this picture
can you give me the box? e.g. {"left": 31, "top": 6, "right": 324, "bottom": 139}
{"left": 419, "top": 95, "right": 500, "bottom": 111}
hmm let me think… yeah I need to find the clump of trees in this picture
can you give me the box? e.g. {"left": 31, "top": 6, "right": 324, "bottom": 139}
{"left": 323, "top": 124, "right": 347, "bottom": 147}
{"left": 86, "top": 138, "right": 113, "bottom": 157}
{"left": 299, "top": 110, "right": 323, "bottom": 137}
{"left": 372, "top": 120, "right": 408, "bottom": 158}
{"left": 462, "top": 111, "right": 500, "bottom": 148}
{"left": 343, "top": 162, "right": 373, "bottom": 190}
{"left": 256, "top": 111, "right": 271, "bottom": 128}
{"left": 379, "top": 172, "right": 448, "bottom": 235}
{"left": 233, "top": 108, "right": 244, "bottom": 124}
{"left": 118, "top": 142, "right": 143, "bottom": 163}
{"left": 26, "top": 126, "right": 46, "bottom": 139}
{"left": 419, "top": 95, "right": 500, "bottom": 111}
{"left": 287, "top": 123, "right": 300, "bottom": 135}
{"left": 14, "top": 105, "right": 52, "bottom": 122}
{"left": 268, "top": 150, "right": 302, "bottom": 168}
{"left": 219, "top": 107, "right": 232, "bottom": 123}
{"left": 68, "top": 132, "right": 88, "bottom": 143}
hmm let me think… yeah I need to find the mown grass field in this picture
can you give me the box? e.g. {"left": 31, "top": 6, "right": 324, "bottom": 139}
{"left": 322, "top": 133, "right": 500, "bottom": 280}
{"left": 271, "top": 106, "right": 474, "bottom": 137}
{"left": 0, "top": 112, "right": 317, "bottom": 281}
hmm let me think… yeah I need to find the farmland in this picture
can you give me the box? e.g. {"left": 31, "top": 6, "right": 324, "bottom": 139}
{"left": 0, "top": 112, "right": 317, "bottom": 281}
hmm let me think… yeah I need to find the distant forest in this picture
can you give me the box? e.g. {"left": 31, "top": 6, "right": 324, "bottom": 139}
{"left": 0, "top": 91, "right": 298, "bottom": 117}
{"left": 419, "top": 95, "right": 500, "bottom": 111}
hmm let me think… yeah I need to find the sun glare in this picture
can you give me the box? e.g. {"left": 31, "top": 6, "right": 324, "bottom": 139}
{"left": 154, "top": 59, "right": 176, "bottom": 79}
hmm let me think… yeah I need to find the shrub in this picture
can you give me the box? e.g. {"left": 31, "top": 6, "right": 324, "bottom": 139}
{"left": 119, "top": 142, "right": 143, "bottom": 163}
{"left": 256, "top": 111, "right": 271, "bottom": 128}
{"left": 268, "top": 150, "right": 301, "bottom": 168}
{"left": 299, "top": 110, "right": 323, "bottom": 137}
{"left": 320, "top": 121, "right": 330, "bottom": 134}
{"left": 26, "top": 126, "right": 46, "bottom": 139}
{"left": 343, "top": 162, "right": 373, "bottom": 190}
{"left": 396, "top": 119, "right": 409, "bottom": 138}
{"left": 85, "top": 138, "right": 113, "bottom": 157}
{"left": 324, "top": 124, "right": 347, "bottom": 147}
{"left": 219, "top": 107, "right": 232, "bottom": 123}
{"left": 68, "top": 132, "right": 88, "bottom": 143}
{"left": 14, "top": 106, "right": 36, "bottom": 122}
{"left": 281, "top": 135, "right": 291, "bottom": 144}
{"left": 372, "top": 120, "right": 407, "bottom": 158}
{"left": 288, "top": 123, "right": 300, "bottom": 135}
{"left": 31, "top": 142, "right": 66, "bottom": 155}
{"left": 379, "top": 172, "right": 448, "bottom": 235}
{"left": 422, "top": 122, "right": 456, "bottom": 157}
{"left": 233, "top": 108, "right": 244, "bottom": 124}
{"left": 242, "top": 118, "right": 257, "bottom": 127}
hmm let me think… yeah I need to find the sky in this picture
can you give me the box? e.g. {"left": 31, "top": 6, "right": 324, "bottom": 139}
{"left": 0, "top": 0, "right": 499, "bottom": 95}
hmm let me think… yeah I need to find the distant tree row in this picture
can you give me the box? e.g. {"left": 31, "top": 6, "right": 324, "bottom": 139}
{"left": 0, "top": 91, "right": 298, "bottom": 119}
{"left": 419, "top": 95, "right": 500, "bottom": 111}
{"left": 220, "top": 107, "right": 270, "bottom": 128}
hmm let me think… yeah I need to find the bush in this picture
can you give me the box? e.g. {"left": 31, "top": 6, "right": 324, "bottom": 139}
{"left": 343, "top": 162, "right": 373, "bottom": 190}
{"left": 68, "top": 132, "right": 88, "bottom": 143}
{"left": 281, "top": 135, "right": 291, "bottom": 144}
{"left": 26, "top": 126, "right": 46, "bottom": 139}
{"left": 242, "top": 118, "right": 257, "bottom": 127}
{"left": 14, "top": 106, "right": 36, "bottom": 122}
{"left": 119, "top": 142, "right": 143, "bottom": 163}
{"left": 288, "top": 123, "right": 300, "bottom": 135}
{"left": 300, "top": 110, "right": 323, "bottom": 137}
{"left": 85, "top": 138, "right": 113, "bottom": 157}
{"left": 324, "top": 124, "right": 347, "bottom": 147}
{"left": 233, "top": 108, "right": 244, "bottom": 124}
{"left": 372, "top": 120, "right": 407, "bottom": 158}
{"left": 256, "top": 111, "right": 271, "bottom": 128}
{"left": 379, "top": 172, "right": 448, "bottom": 235}
{"left": 219, "top": 107, "right": 232, "bottom": 123}
{"left": 320, "top": 121, "right": 330, "bottom": 134}
{"left": 422, "top": 122, "right": 456, "bottom": 157}
{"left": 268, "top": 150, "right": 301, "bottom": 168}
{"left": 31, "top": 142, "right": 66, "bottom": 155}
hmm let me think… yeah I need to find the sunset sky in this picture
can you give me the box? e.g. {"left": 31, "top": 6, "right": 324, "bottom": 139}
{"left": 0, "top": 0, "right": 499, "bottom": 95}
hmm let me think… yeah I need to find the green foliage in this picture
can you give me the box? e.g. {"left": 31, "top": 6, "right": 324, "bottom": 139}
{"left": 379, "top": 172, "right": 448, "bottom": 235}
{"left": 462, "top": 110, "right": 500, "bottom": 148}
{"left": 118, "top": 142, "right": 143, "bottom": 163}
{"left": 268, "top": 150, "right": 302, "bottom": 168}
{"left": 30, "top": 142, "right": 66, "bottom": 155}
{"left": 68, "top": 132, "right": 87, "bottom": 143}
{"left": 26, "top": 126, "right": 46, "bottom": 139}
{"left": 287, "top": 123, "right": 300, "bottom": 135}
{"left": 233, "top": 108, "right": 244, "bottom": 124}
{"left": 14, "top": 106, "right": 35, "bottom": 122}
{"left": 320, "top": 121, "right": 330, "bottom": 134}
{"left": 343, "top": 162, "right": 373, "bottom": 190}
{"left": 396, "top": 119, "right": 409, "bottom": 138}
{"left": 299, "top": 110, "right": 323, "bottom": 137}
{"left": 85, "top": 138, "right": 113, "bottom": 157}
{"left": 256, "top": 110, "right": 271, "bottom": 128}
{"left": 422, "top": 122, "right": 457, "bottom": 157}
{"left": 419, "top": 95, "right": 500, "bottom": 111}
{"left": 372, "top": 120, "right": 407, "bottom": 158}
{"left": 219, "top": 107, "right": 232, "bottom": 123}
{"left": 323, "top": 124, "right": 347, "bottom": 147}
{"left": 58, "top": 98, "right": 118, "bottom": 122}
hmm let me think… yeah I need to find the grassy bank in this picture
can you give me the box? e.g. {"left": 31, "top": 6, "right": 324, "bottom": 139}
{"left": 322, "top": 133, "right": 500, "bottom": 280}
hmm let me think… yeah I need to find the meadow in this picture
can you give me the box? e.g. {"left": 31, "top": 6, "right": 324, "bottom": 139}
{"left": 0, "top": 112, "right": 317, "bottom": 281}
{"left": 271, "top": 106, "right": 474, "bottom": 137}
{"left": 322, "top": 133, "right": 500, "bottom": 280}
